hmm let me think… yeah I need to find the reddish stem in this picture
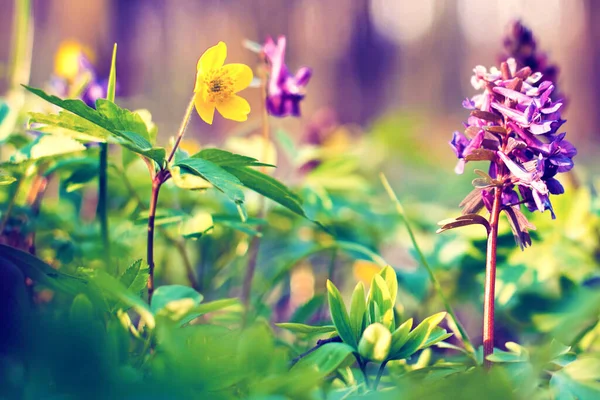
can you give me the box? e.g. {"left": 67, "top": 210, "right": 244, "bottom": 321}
{"left": 146, "top": 175, "right": 163, "bottom": 303}
{"left": 483, "top": 184, "right": 503, "bottom": 367}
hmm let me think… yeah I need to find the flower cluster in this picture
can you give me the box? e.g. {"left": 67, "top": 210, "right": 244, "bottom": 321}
{"left": 450, "top": 58, "right": 576, "bottom": 247}
{"left": 53, "top": 41, "right": 109, "bottom": 109}
{"left": 501, "top": 20, "right": 564, "bottom": 105}
{"left": 262, "top": 36, "right": 312, "bottom": 118}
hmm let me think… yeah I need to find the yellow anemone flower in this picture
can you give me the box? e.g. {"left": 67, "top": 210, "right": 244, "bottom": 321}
{"left": 194, "top": 42, "right": 253, "bottom": 125}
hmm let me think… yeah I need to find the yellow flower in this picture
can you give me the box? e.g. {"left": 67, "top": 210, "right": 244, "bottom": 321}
{"left": 194, "top": 42, "right": 253, "bottom": 125}
{"left": 54, "top": 40, "right": 95, "bottom": 81}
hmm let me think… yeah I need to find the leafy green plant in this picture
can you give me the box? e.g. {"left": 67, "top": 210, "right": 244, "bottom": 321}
{"left": 279, "top": 266, "right": 451, "bottom": 390}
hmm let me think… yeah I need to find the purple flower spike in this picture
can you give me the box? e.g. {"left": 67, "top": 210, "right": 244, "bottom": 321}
{"left": 450, "top": 51, "right": 575, "bottom": 243}
{"left": 263, "top": 36, "right": 312, "bottom": 118}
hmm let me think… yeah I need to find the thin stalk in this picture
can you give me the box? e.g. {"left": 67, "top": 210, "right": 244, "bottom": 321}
{"left": 8, "top": 0, "right": 33, "bottom": 90}
{"left": 373, "top": 361, "right": 388, "bottom": 390}
{"left": 357, "top": 358, "right": 370, "bottom": 389}
{"left": 380, "top": 173, "right": 475, "bottom": 355}
{"left": 146, "top": 177, "right": 162, "bottom": 303}
{"left": 120, "top": 170, "right": 198, "bottom": 290}
{"left": 96, "top": 44, "right": 119, "bottom": 265}
{"left": 167, "top": 94, "right": 196, "bottom": 163}
{"left": 483, "top": 185, "right": 503, "bottom": 368}
{"left": 241, "top": 59, "right": 271, "bottom": 318}
{"left": 98, "top": 143, "right": 110, "bottom": 263}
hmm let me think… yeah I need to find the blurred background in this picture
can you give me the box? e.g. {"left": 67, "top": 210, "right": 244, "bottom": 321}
{"left": 0, "top": 0, "right": 598, "bottom": 198}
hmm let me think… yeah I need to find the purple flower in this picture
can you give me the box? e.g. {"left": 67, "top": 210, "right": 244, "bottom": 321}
{"left": 450, "top": 130, "right": 484, "bottom": 174}
{"left": 450, "top": 55, "right": 576, "bottom": 235}
{"left": 501, "top": 20, "right": 565, "bottom": 108}
{"left": 263, "top": 36, "right": 312, "bottom": 118}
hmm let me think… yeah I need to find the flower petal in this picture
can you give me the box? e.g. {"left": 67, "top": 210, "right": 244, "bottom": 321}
{"left": 197, "top": 42, "right": 227, "bottom": 75}
{"left": 215, "top": 94, "right": 251, "bottom": 122}
{"left": 220, "top": 63, "right": 253, "bottom": 93}
{"left": 194, "top": 92, "right": 216, "bottom": 125}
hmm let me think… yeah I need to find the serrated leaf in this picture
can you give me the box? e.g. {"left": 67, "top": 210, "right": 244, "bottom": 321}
{"left": 389, "top": 318, "right": 413, "bottom": 357}
{"left": 358, "top": 322, "right": 392, "bottom": 362}
{"left": 29, "top": 112, "right": 110, "bottom": 142}
{"left": 276, "top": 323, "right": 337, "bottom": 335}
{"left": 223, "top": 166, "right": 306, "bottom": 218}
{"left": 91, "top": 270, "right": 155, "bottom": 329}
{"left": 293, "top": 342, "right": 355, "bottom": 378}
{"left": 118, "top": 259, "right": 149, "bottom": 295}
{"left": 349, "top": 282, "right": 366, "bottom": 342}
{"left": 391, "top": 312, "right": 446, "bottom": 360}
{"left": 175, "top": 157, "right": 245, "bottom": 205}
{"left": 24, "top": 86, "right": 164, "bottom": 165}
{"left": 327, "top": 280, "right": 357, "bottom": 348}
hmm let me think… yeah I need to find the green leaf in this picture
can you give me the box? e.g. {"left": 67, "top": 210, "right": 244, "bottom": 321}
{"left": 0, "top": 172, "right": 16, "bottom": 185}
{"left": 368, "top": 275, "right": 394, "bottom": 330}
{"left": 293, "top": 342, "right": 355, "bottom": 377}
{"left": 118, "top": 259, "right": 149, "bottom": 295}
{"left": 0, "top": 244, "right": 87, "bottom": 295}
{"left": 389, "top": 318, "right": 413, "bottom": 357}
{"left": 11, "top": 134, "right": 86, "bottom": 163}
{"left": 174, "top": 298, "right": 239, "bottom": 326}
{"left": 276, "top": 323, "right": 337, "bottom": 335}
{"left": 550, "top": 358, "right": 600, "bottom": 400}
{"left": 151, "top": 284, "right": 203, "bottom": 314}
{"left": 107, "top": 43, "right": 117, "bottom": 102}
{"left": 28, "top": 112, "right": 110, "bottom": 142}
{"left": 358, "top": 322, "right": 392, "bottom": 362}
{"left": 391, "top": 312, "right": 446, "bottom": 360}
{"left": 349, "top": 282, "right": 366, "bottom": 342}
{"left": 421, "top": 327, "right": 452, "bottom": 349}
{"left": 223, "top": 166, "right": 306, "bottom": 218}
{"left": 327, "top": 280, "right": 357, "bottom": 348}
{"left": 24, "top": 86, "right": 164, "bottom": 165}
{"left": 378, "top": 266, "right": 398, "bottom": 306}
{"left": 194, "top": 148, "right": 274, "bottom": 168}
{"left": 91, "top": 270, "right": 155, "bottom": 329}
{"left": 175, "top": 157, "right": 245, "bottom": 205}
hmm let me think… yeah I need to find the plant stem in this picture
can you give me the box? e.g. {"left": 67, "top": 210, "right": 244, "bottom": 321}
{"left": 98, "top": 143, "right": 110, "bottom": 264}
{"left": 146, "top": 176, "right": 163, "bottom": 303}
{"left": 380, "top": 173, "right": 475, "bottom": 355}
{"left": 357, "top": 358, "right": 370, "bottom": 389}
{"left": 241, "top": 59, "right": 271, "bottom": 319}
{"left": 120, "top": 169, "right": 198, "bottom": 290}
{"left": 8, "top": 0, "right": 33, "bottom": 90}
{"left": 483, "top": 185, "right": 503, "bottom": 368}
{"left": 373, "top": 361, "right": 388, "bottom": 390}
{"left": 167, "top": 94, "right": 196, "bottom": 163}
